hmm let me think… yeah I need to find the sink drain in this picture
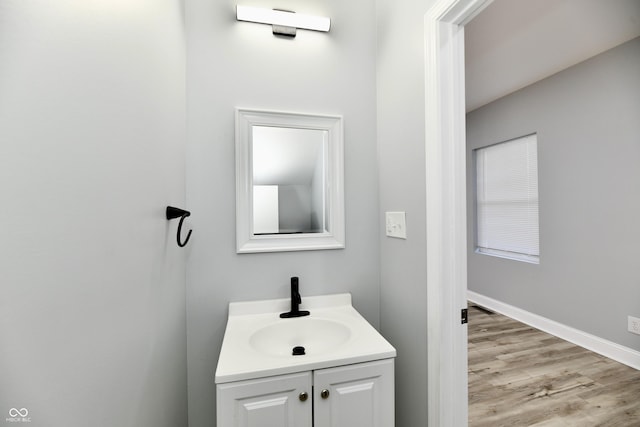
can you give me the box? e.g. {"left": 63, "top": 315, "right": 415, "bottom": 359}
{"left": 292, "top": 346, "right": 306, "bottom": 356}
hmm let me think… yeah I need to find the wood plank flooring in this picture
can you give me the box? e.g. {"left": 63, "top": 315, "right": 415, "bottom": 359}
{"left": 468, "top": 304, "right": 640, "bottom": 426}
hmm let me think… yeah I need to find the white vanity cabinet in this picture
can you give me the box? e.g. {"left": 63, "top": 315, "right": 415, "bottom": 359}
{"left": 217, "top": 358, "right": 394, "bottom": 427}
{"left": 215, "top": 294, "right": 397, "bottom": 426}
{"left": 217, "top": 371, "right": 312, "bottom": 427}
{"left": 313, "top": 358, "right": 394, "bottom": 427}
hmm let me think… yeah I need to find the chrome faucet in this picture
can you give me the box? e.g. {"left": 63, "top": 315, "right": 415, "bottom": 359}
{"left": 280, "top": 277, "right": 310, "bottom": 318}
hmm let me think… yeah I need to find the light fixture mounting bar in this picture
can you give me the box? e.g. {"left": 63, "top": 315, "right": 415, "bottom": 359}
{"left": 236, "top": 5, "right": 331, "bottom": 33}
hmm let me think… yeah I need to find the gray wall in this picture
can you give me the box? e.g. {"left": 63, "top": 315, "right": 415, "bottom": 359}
{"left": 278, "top": 184, "right": 312, "bottom": 233}
{"left": 467, "top": 37, "right": 640, "bottom": 351}
{"left": 0, "top": 2, "right": 188, "bottom": 426}
{"left": 376, "top": 0, "right": 437, "bottom": 425}
{"left": 185, "top": 0, "right": 379, "bottom": 425}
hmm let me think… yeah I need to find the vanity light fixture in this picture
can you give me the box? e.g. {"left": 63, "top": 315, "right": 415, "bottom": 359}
{"left": 236, "top": 5, "right": 331, "bottom": 37}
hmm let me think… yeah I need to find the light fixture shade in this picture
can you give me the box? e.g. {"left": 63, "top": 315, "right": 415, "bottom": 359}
{"left": 236, "top": 5, "right": 331, "bottom": 33}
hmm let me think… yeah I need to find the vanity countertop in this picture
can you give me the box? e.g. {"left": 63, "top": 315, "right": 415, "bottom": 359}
{"left": 215, "top": 293, "right": 396, "bottom": 384}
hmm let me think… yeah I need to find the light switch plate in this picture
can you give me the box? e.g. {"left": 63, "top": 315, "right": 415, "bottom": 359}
{"left": 385, "top": 212, "right": 407, "bottom": 239}
{"left": 629, "top": 316, "right": 640, "bottom": 335}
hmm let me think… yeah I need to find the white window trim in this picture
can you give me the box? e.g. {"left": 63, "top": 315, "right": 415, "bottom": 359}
{"left": 475, "top": 247, "right": 540, "bottom": 264}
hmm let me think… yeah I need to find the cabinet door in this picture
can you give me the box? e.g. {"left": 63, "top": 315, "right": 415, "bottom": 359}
{"left": 314, "top": 359, "right": 394, "bottom": 427}
{"left": 217, "top": 372, "right": 312, "bottom": 427}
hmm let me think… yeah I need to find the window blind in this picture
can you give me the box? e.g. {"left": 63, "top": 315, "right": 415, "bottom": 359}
{"left": 475, "top": 134, "right": 539, "bottom": 263}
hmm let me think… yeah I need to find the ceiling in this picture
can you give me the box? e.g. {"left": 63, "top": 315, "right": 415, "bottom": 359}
{"left": 252, "top": 126, "right": 324, "bottom": 186}
{"left": 465, "top": 0, "right": 640, "bottom": 112}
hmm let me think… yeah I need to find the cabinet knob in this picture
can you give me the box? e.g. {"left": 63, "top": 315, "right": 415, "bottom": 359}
{"left": 321, "top": 389, "right": 330, "bottom": 399}
{"left": 299, "top": 391, "right": 308, "bottom": 402}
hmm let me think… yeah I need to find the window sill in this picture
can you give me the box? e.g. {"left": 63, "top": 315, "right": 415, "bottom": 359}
{"left": 475, "top": 248, "right": 539, "bottom": 264}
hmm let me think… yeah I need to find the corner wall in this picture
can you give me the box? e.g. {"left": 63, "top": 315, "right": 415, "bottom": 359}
{"left": 466, "top": 37, "right": 640, "bottom": 352}
{"left": 0, "top": 2, "right": 188, "bottom": 426}
{"left": 185, "top": 1, "right": 379, "bottom": 425}
{"left": 376, "top": 0, "right": 437, "bottom": 425}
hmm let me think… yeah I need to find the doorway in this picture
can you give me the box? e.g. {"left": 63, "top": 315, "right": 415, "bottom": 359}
{"left": 424, "top": 1, "right": 494, "bottom": 426}
{"left": 450, "top": 0, "right": 631, "bottom": 424}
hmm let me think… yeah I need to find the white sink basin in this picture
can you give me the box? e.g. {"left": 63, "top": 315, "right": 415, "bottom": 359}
{"left": 249, "top": 317, "right": 352, "bottom": 357}
{"left": 215, "top": 293, "right": 396, "bottom": 384}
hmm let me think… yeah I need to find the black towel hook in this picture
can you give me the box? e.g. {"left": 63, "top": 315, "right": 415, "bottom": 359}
{"left": 166, "top": 206, "right": 192, "bottom": 248}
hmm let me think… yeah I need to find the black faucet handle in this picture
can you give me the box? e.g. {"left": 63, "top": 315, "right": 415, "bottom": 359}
{"left": 291, "top": 277, "right": 301, "bottom": 302}
{"left": 279, "top": 276, "right": 310, "bottom": 318}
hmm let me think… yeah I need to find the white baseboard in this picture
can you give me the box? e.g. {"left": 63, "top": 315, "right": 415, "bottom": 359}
{"left": 467, "top": 291, "right": 640, "bottom": 371}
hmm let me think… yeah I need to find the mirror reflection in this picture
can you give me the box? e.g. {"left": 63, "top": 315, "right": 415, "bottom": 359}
{"left": 252, "top": 126, "right": 328, "bottom": 235}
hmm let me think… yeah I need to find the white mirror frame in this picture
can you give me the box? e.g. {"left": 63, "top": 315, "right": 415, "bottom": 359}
{"left": 235, "top": 108, "right": 345, "bottom": 253}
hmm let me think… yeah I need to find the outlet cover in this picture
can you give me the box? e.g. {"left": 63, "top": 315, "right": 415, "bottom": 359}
{"left": 628, "top": 316, "right": 640, "bottom": 335}
{"left": 385, "top": 212, "right": 407, "bottom": 239}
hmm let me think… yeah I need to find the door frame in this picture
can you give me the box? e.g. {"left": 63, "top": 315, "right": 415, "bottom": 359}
{"left": 424, "top": 0, "right": 493, "bottom": 425}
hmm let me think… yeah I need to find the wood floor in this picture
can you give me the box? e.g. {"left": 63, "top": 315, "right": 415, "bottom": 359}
{"left": 468, "top": 305, "right": 640, "bottom": 427}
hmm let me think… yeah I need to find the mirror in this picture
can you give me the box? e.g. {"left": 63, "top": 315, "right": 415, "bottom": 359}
{"left": 235, "top": 108, "right": 344, "bottom": 253}
{"left": 252, "top": 125, "right": 327, "bottom": 235}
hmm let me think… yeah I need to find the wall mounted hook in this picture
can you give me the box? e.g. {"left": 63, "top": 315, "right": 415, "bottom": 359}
{"left": 166, "top": 206, "right": 192, "bottom": 247}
